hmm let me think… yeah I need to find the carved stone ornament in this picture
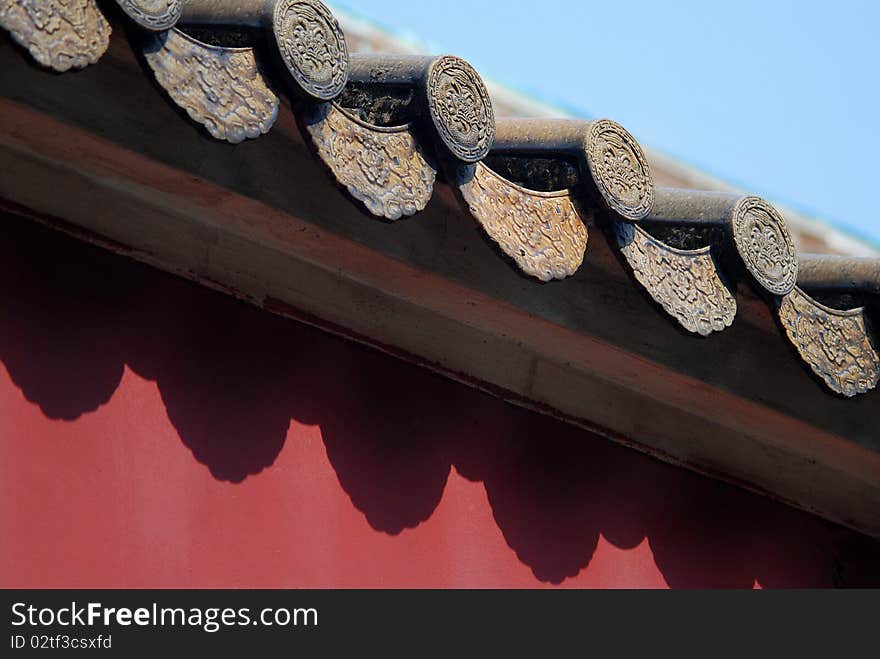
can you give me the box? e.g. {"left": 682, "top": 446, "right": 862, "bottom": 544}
{"left": 114, "top": 0, "right": 181, "bottom": 32}
{"left": 303, "top": 102, "right": 437, "bottom": 220}
{"left": 143, "top": 28, "right": 279, "bottom": 144}
{"left": 614, "top": 222, "right": 736, "bottom": 336}
{"left": 272, "top": 0, "right": 349, "bottom": 100}
{"left": 585, "top": 119, "right": 654, "bottom": 221}
{"left": 731, "top": 196, "right": 798, "bottom": 296}
{"left": 0, "top": 0, "right": 110, "bottom": 71}
{"left": 458, "top": 162, "right": 588, "bottom": 282}
{"left": 777, "top": 287, "right": 880, "bottom": 397}
{"left": 426, "top": 55, "right": 495, "bottom": 163}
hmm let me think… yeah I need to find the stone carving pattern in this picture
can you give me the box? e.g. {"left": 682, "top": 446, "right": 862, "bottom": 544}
{"left": 305, "top": 103, "right": 436, "bottom": 220}
{"left": 615, "top": 222, "right": 736, "bottom": 336}
{"left": 427, "top": 56, "right": 495, "bottom": 163}
{"left": 586, "top": 119, "right": 653, "bottom": 221}
{"left": 272, "top": 0, "right": 348, "bottom": 100}
{"left": 731, "top": 196, "right": 798, "bottom": 296}
{"left": 144, "top": 29, "right": 279, "bottom": 144}
{"left": 778, "top": 287, "right": 879, "bottom": 397}
{"left": 459, "top": 163, "right": 588, "bottom": 282}
{"left": 115, "top": 0, "right": 181, "bottom": 31}
{"left": 0, "top": 0, "right": 110, "bottom": 71}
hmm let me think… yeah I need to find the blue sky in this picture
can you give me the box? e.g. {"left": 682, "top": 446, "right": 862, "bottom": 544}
{"left": 331, "top": 1, "right": 879, "bottom": 247}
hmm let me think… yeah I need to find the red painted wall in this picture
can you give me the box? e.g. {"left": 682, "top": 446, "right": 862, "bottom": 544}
{"left": 1, "top": 215, "right": 878, "bottom": 588}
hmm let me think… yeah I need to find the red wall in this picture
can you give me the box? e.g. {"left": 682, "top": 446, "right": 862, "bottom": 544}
{"left": 1, "top": 215, "right": 878, "bottom": 588}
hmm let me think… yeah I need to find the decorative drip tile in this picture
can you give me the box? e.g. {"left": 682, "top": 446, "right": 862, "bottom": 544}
{"left": 0, "top": 0, "right": 110, "bottom": 71}
{"left": 614, "top": 222, "right": 736, "bottom": 336}
{"left": 458, "top": 162, "right": 587, "bottom": 282}
{"left": 303, "top": 102, "right": 436, "bottom": 221}
{"left": 778, "top": 287, "right": 880, "bottom": 397}
{"left": 143, "top": 28, "right": 279, "bottom": 145}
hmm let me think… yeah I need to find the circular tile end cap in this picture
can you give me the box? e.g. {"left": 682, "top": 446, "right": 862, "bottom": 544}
{"left": 731, "top": 196, "right": 799, "bottom": 296}
{"left": 116, "top": 0, "right": 182, "bottom": 32}
{"left": 584, "top": 119, "right": 654, "bottom": 221}
{"left": 426, "top": 55, "right": 495, "bottom": 163}
{"left": 272, "top": 0, "right": 349, "bottom": 101}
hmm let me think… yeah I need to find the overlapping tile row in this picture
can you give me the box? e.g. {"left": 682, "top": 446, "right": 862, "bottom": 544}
{"left": 2, "top": 0, "right": 878, "bottom": 397}
{"left": 2, "top": 0, "right": 349, "bottom": 141}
